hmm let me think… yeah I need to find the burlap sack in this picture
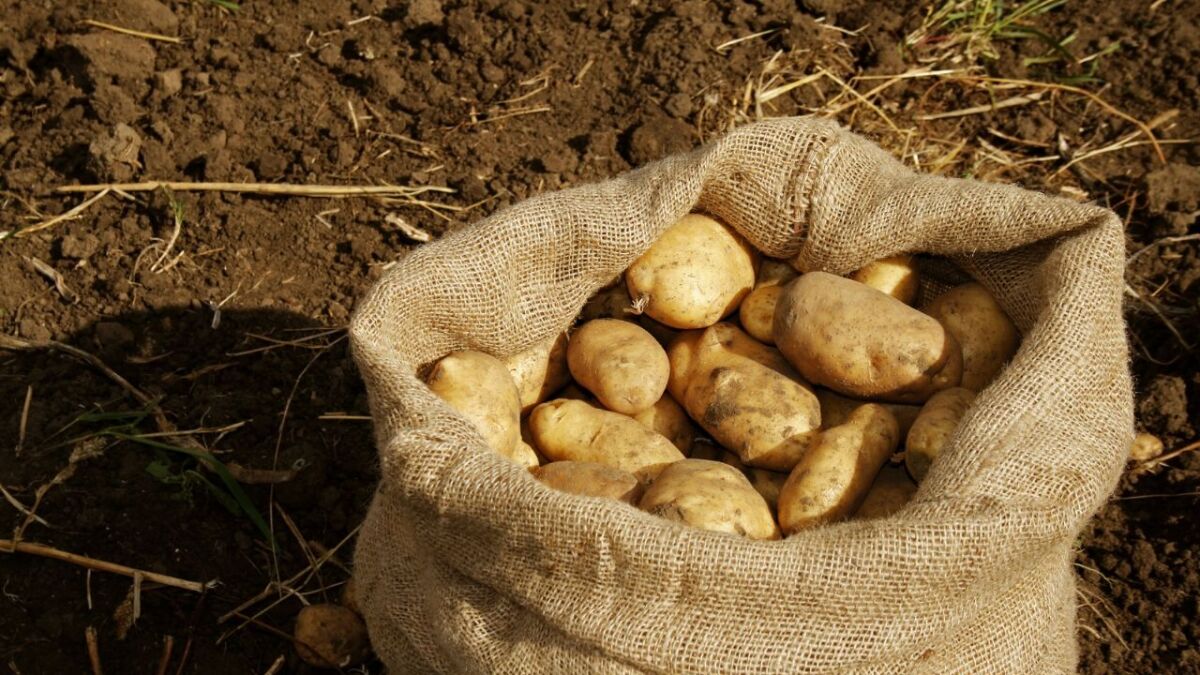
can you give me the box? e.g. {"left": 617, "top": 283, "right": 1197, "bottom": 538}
{"left": 348, "top": 117, "right": 1132, "bottom": 673}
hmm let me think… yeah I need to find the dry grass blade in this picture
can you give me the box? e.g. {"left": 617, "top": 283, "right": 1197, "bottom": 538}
{"left": 82, "top": 19, "right": 181, "bottom": 43}
{"left": 0, "top": 539, "right": 214, "bottom": 592}
{"left": 16, "top": 385, "right": 32, "bottom": 456}
{"left": 8, "top": 188, "right": 111, "bottom": 238}
{"left": 26, "top": 256, "right": 78, "bottom": 303}
{"left": 85, "top": 626, "right": 104, "bottom": 675}
{"left": 154, "top": 635, "right": 175, "bottom": 675}
{"left": 917, "top": 91, "right": 1043, "bottom": 120}
{"left": 1136, "top": 439, "right": 1200, "bottom": 471}
{"left": 53, "top": 182, "right": 452, "bottom": 198}
{"left": 0, "top": 484, "right": 48, "bottom": 527}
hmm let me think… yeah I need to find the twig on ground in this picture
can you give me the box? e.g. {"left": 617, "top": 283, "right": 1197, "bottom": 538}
{"left": 7, "top": 188, "right": 111, "bottom": 239}
{"left": 261, "top": 654, "right": 287, "bottom": 675}
{"left": 16, "top": 385, "right": 32, "bottom": 456}
{"left": 0, "top": 539, "right": 214, "bottom": 592}
{"left": 1136, "top": 439, "right": 1200, "bottom": 471}
{"left": 0, "top": 484, "right": 48, "bottom": 527}
{"left": 154, "top": 635, "right": 175, "bottom": 675}
{"left": 85, "top": 626, "right": 104, "bottom": 675}
{"left": 82, "top": 19, "right": 181, "bottom": 44}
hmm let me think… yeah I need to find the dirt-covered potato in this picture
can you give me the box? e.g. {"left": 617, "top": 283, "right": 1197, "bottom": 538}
{"left": 529, "top": 399, "right": 684, "bottom": 476}
{"left": 814, "top": 388, "right": 921, "bottom": 438}
{"left": 774, "top": 272, "right": 963, "bottom": 403}
{"left": 626, "top": 213, "right": 759, "bottom": 329}
{"left": 850, "top": 255, "right": 918, "bottom": 305}
{"left": 567, "top": 319, "right": 669, "bottom": 415}
{"left": 639, "top": 459, "right": 779, "bottom": 539}
{"left": 905, "top": 387, "right": 975, "bottom": 482}
{"left": 533, "top": 461, "right": 643, "bottom": 504}
{"left": 777, "top": 404, "right": 900, "bottom": 533}
{"left": 632, "top": 394, "right": 697, "bottom": 453}
{"left": 738, "top": 259, "right": 798, "bottom": 344}
{"left": 1129, "top": 432, "right": 1164, "bottom": 462}
{"left": 426, "top": 350, "right": 531, "bottom": 466}
{"left": 667, "top": 323, "right": 821, "bottom": 472}
{"left": 294, "top": 603, "right": 371, "bottom": 669}
{"left": 503, "top": 333, "right": 569, "bottom": 413}
{"left": 925, "top": 282, "right": 1020, "bottom": 391}
{"left": 854, "top": 465, "right": 918, "bottom": 519}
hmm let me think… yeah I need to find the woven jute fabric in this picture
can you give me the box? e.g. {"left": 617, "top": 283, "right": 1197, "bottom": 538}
{"left": 348, "top": 117, "right": 1132, "bottom": 673}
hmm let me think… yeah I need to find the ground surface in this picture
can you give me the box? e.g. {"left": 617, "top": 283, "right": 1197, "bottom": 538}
{"left": 1, "top": 0, "right": 1197, "bottom": 673}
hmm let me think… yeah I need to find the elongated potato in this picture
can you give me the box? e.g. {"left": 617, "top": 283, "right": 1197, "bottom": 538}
{"left": 667, "top": 322, "right": 797, "bottom": 402}
{"left": 503, "top": 333, "right": 569, "bottom": 413}
{"left": 850, "top": 255, "right": 918, "bottom": 305}
{"left": 774, "top": 272, "right": 963, "bottom": 403}
{"left": 632, "top": 394, "right": 697, "bottom": 453}
{"left": 905, "top": 387, "right": 975, "bottom": 482}
{"left": 925, "top": 283, "right": 1020, "bottom": 391}
{"left": 639, "top": 459, "right": 779, "bottom": 540}
{"left": 426, "top": 350, "right": 530, "bottom": 466}
{"left": 738, "top": 259, "right": 798, "bottom": 343}
{"left": 567, "top": 319, "right": 669, "bottom": 415}
{"left": 626, "top": 213, "right": 759, "bottom": 329}
{"left": 529, "top": 399, "right": 684, "bottom": 475}
{"left": 854, "top": 465, "right": 917, "bottom": 519}
{"left": 814, "top": 388, "right": 921, "bottom": 438}
{"left": 778, "top": 404, "right": 900, "bottom": 533}
{"left": 533, "top": 461, "right": 643, "bottom": 504}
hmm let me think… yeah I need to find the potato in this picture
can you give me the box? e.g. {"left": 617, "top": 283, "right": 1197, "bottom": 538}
{"left": 777, "top": 404, "right": 900, "bottom": 534}
{"left": 905, "top": 387, "right": 975, "bottom": 482}
{"left": 529, "top": 399, "right": 684, "bottom": 476}
{"left": 503, "top": 333, "right": 569, "bottom": 413}
{"left": 738, "top": 259, "right": 798, "bottom": 344}
{"left": 774, "top": 272, "right": 963, "bottom": 403}
{"left": 533, "top": 461, "right": 643, "bottom": 504}
{"left": 854, "top": 465, "right": 917, "bottom": 519}
{"left": 925, "top": 282, "right": 1020, "bottom": 391}
{"left": 294, "top": 603, "right": 371, "bottom": 669}
{"left": 579, "top": 280, "right": 635, "bottom": 322}
{"left": 632, "top": 394, "right": 698, "bottom": 453}
{"left": 567, "top": 319, "right": 669, "bottom": 415}
{"left": 717, "top": 451, "right": 787, "bottom": 511}
{"left": 814, "top": 388, "right": 921, "bottom": 438}
{"left": 1129, "top": 432, "right": 1164, "bottom": 462}
{"left": 850, "top": 255, "right": 918, "bottom": 305}
{"left": 626, "top": 213, "right": 759, "bottom": 329}
{"left": 426, "top": 350, "right": 527, "bottom": 465}
{"left": 667, "top": 324, "right": 821, "bottom": 472}
{"left": 639, "top": 459, "right": 779, "bottom": 540}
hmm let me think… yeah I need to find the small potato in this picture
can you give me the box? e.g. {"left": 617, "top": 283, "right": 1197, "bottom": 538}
{"left": 1129, "top": 432, "right": 1164, "bottom": 462}
{"left": 568, "top": 319, "right": 669, "bottom": 415}
{"left": 738, "top": 259, "right": 798, "bottom": 344}
{"left": 529, "top": 399, "right": 684, "bottom": 476}
{"left": 925, "top": 283, "right": 1020, "bottom": 391}
{"left": 815, "top": 388, "right": 921, "bottom": 438}
{"left": 533, "top": 461, "right": 643, "bottom": 504}
{"left": 633, "top": 394, "right": 698, "bottom": 453}
{"left": 854, "top": 465, "right": 917, "bottom": 519}
{"left": 626, "top": 213, "right": 759, "bottom": 329}
{"left": 639, "top": 459, "right": 779, "bottom": 540}
{"left": 294, "top": 603, "right": 371, "bottom": 669}
{"left": 579, "top": 281, "right": 635, "bottom": 323}
{"left": 774, "top": 272, "right": 963, "bottom": 403}
{"left": 503, "top": 333, "right": 569, "bottom": 413}
{"left": 778, "top": 404, "right": 900, "bottom": 534}
{"left": 850, "top": 255, "right": 919, "bottom": 305}
{"left": 905, "top": 387, "right": 975, "bottom": 482}
{"left": 426, "top": 350, "right": 523, "bottom": 463}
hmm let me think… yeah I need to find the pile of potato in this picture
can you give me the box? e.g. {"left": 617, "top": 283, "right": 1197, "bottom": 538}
{"left": 426, "top": 213, "right": 1020, "bottom": 539}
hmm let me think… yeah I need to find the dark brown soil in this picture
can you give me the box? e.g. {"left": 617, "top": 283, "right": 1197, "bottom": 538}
{"left": 1, "top": 1, "right": 1196, "bottom": 673}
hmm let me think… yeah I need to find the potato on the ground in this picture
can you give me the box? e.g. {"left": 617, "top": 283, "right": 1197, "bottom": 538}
{"left": 426, "top": 350, "right": 531, "bottom": 467}
{"left": 774, "top": 271, "right": 963, "bottom": 403}
{"left": 1128, "top": 432, "right": 1164, "bottom": 462}
{"left": 905, "top": 387, "right": 976, "bottom": 482}
{"left": 626, "top": 213, "right": 759, "bottom": 329}
{"left": 632, "top": 394, "right": 698, "bottom": 453}
{"left": 777, "top": 404, "right": 900, "bottom": 534}
{"left": 738, "top": 259, "right": 798, "bottom": 343}
{"left": 815, "top": 388, "right": 921, "bottom": 438}
{"left": 533, "top": 461, "right": 643, "bottom": 504}
{"left": 528, "top": 399, "right": 684, "bottom": 476}
{"left": 855, "top": 466, "right": 918, "bottom": 519}
{"left": 667, "top": 323, "right": 821, "bottom": 472}
{"left": 924, "top": 282, "right": 1020, "bottom": 391}
{"left": 567, "top": 319, "right": 669, "bottom": 415}
{"left": 639, "top": 459, "right": 779, "bottom": 540}
{"left": 503, "top": 333, "right": 569, "bottom": 413}
{"left": 294, "top": 603, "right": 371, "bottom": 669}
{"left": 850, "top": 255, "right": 919, "bottom": 305}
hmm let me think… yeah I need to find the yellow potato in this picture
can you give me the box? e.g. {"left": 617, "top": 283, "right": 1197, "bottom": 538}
{"left": 854, "top": 465, "right": 917, "bottom": 519}
{"left": 294, "top": 603, "right": 371, "bottom": 669}
{"left": 738, "top": 259, "right": 798, "bottom": 344}
{"left": 667, "top": 324, "right": 821, "bottom": 472}
{"left": 533, "top": 461, "right": 643, "bottom": 504}
{"left": 639, "top": 459, "right": 779, "bottom": 540}
{"left": 1129, "top": 432, "right": 1164, "bottom": 462}
{"left": 925, "top": 282, "right": 1020, "bottom": 391}
{"left": 567, "top": 319, "right": 669, "bottom": 415}
{"left": 626, "top": 213, "right": 759, "bottom": 329}
{"left": 528, "top": 399, "right": 684, "bottom": 476}
{"left": 510, "top": 440, "right": 541, "bottom": 470}
{"left": 814, "top": 388, "right": 921, "bottom": 438}
{"left": 850, "top": 255, "right": 919, "bottom": 305}
{"left": 777, "top": 404, "right": 900, "bottom": 534}
{"left": 905, "top": 387, "right": 976, "bottom": 482}
{"left": 503, "top": 333, "right": 569, "bottom": 413}
{"left": 717, "top": 451, "right": 787, "bottom": 511}
{"left": 426, "top": 350, "right": 525, "bottom": 465}
{"left": 774, "top": 272, "right": 963, "bottom": 403}
{"left": 632, "top": 394, "right": 698, "bottom": 453}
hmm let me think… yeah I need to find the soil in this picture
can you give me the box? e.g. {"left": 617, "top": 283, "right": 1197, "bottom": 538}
{"left": 1, "top": 0, "right": 1196, "bottom": 673}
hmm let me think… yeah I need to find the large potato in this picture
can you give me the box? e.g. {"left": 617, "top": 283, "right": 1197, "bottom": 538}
{"left": 924, "top": 282, "right": 1020, "bottom": 391}
{"left": 777, "top": 404, "right": 900, "bottom": 534}
{"left": 632, "top": 394, "right": 698, "bottom": 454}
{"left": 503, "top": 333, "right": 569, "bottom": 413}
{"left": 426, "top": 350, "right": 532, "bottom": 467}
{"left": 639, "top": 459, "right": 779, "bottom": 540}
{"left": 774, "top": 272, "right": 963, "bottom": 403}
{"left": 626, "top": 213, "right": 759, "bottom": 329}
{"left": 533, "top": 461, "right": 643, "bottom": 504}
{"left": 854, "top": 465, "right": 917, "bottom": 519}
{"left": 737, "top": 259, "right": 798, "bottom": 344}
{"left": 567, "top": 319, "right": 669, "bottom": 415}
{"left": 815, "top": 388, "right": 921, "bottom": 438}
{"left": 905, "top": 387, "right": 975, "bottom": 482}
{"left": 850, "top": 255, "right": 919, "bottom": 305}
{"left": 528, "top": 399, "right": 684, "bottom": 476}
{"left": 667, "top": 324, "right": 821, "bottom": 472}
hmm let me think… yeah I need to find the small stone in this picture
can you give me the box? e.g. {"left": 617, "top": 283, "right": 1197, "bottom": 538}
{"left": 155, "top": 69, "right": 183, "bottom": 96}
{"left": 254, "top": 150, "right": 289, "bottom": 180}
{"left": 405, "top": 0, "right": 444, "bottom": 27}
{"left": 88, "top": 123, "right": 143, "bottom": 182}
{"left": 60, "top": 233, "right": 99, "bottom": 260}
